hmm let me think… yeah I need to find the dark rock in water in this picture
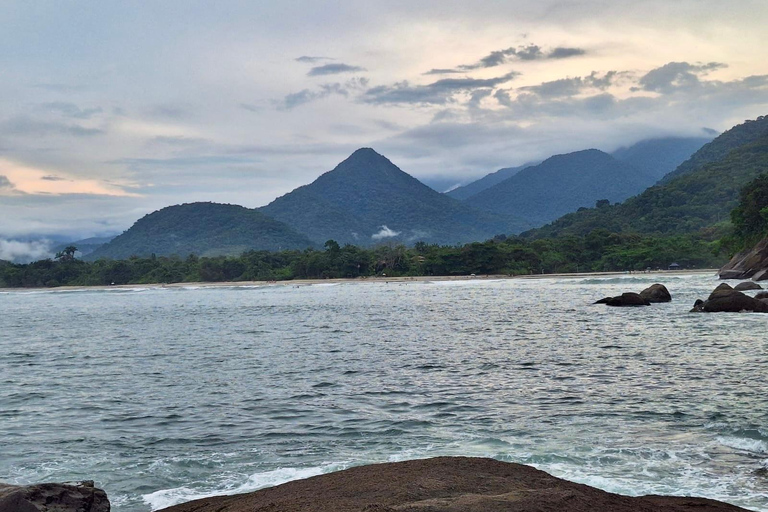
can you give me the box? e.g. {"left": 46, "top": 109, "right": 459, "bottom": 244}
{"left": 595, "top": 292, "right": 651, "bottom": 307}
{"left": 0, "top": 481, "right": 109, "bottom": 512}
{"left": 158, "top": 457, "right": 750, "bottom": 512}
{"left": 639, "top": 283, "right": 672, "bottom": 302}
{"left": 709, "top": 283, "right": 734, "bottom": 299}
{"left": 691, "top": 284, "right": 768, "bottom": 313}
{"left": 719, "top": 237, "right": 768, "bottom": 280}
{"left": 756, "top": 291, "right": 768, "bottom": 300}
{"left": 734, "top": 281, "right": 763, "bottom": 291}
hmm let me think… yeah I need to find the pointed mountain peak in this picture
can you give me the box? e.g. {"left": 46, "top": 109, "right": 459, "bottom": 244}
{"left": 327, "top": 147, "right": 411, "bottom": 182}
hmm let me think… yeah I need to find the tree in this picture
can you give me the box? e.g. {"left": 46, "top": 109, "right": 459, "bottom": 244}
{"left": 55, "top": 246, "right": 77, "bottom": 262}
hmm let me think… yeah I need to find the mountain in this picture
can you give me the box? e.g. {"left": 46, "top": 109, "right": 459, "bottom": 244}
{"left": 87, "top": 202, "right": 315, "bottom": 260}
{"left": 660, "top": 115, "right": 768, "bottom": 183}
{"left": 463, "top": 149, "right": 655, "bottom": 226}
{"left": 526, "top": 117, "right": 768, "bottom": 239}
{"left": 611, "top": 136, "right": 713, "bottom": 182}
{"left": 259, "top": 148, "right": 531, "bottom": 245}
{"left": 445, "top": 164, "right": 533, "bottom": 200}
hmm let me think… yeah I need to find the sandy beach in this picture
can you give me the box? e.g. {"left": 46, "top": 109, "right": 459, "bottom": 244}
{"left": 0, "top": 268, "right": 719, "bottom": 293}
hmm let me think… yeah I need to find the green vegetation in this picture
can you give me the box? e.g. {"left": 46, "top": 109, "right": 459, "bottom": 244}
{"left": 661, "top": 116, "right": 768, "bottom": 183}
{"left": 718, "top": 172, "right": 768, "bottom": 254}
{"left": 528, "top": 133, "right": 768, "bottom": 239}
{"left": 464, "top": 149, "right": 657, "bottom": 225}
{"left": 88, "top": 202, "right": 315, "bottom": 260}
{"left": 0, "top": 232, "right": 724, "bottom": 288}
{"left": 260, "top": 148, "right": 531, "bottom": 245}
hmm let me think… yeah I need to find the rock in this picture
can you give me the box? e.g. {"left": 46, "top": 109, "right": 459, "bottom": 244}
{"left": 755, "top": 291, "right": 768, "bottom": 300}
{"left": 719, "top": 237, "right": 768, "bottom": 280}
{"left": 691, "top": 285, "right": 768, "bottom": 313}
{"left": 595, "top": 292, "right": 651, "bottom": 307}
{"left": 157, "top": 457, "right": 749, "bottom": 512}
{"left": 734, "top": 281, "right": 762, "bottom": 291}
{"left": 0, "top": 481, "right": 109, "bottom": 512}
{"left": 639, "top": 283, "right": 672, "bottom": 302}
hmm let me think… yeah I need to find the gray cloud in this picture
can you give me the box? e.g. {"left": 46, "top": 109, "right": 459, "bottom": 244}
{"left": 637, "top": 61, "right": 727, "bottom": 93}
{"left": 0, "top": 239, "right": 53, "bottom": 263}
{"left": 518, "top": 71, "right": 618, "bottom": 98}
{"left": 0, "top": 116, "right": 104, "bottom": 138}
{"left": 444, "top": 44, "right": 586, "bottom": 73}
{"left": 295, "top": 56, "right": 331, "bottom": 63}
{"left": 423, "top": 68, "right": 466, "bottom": 75}
{"left": 41, "top": 102, "right": 103, "bottom": 119}
{"left": 363, "top": 72, "right": 519, "bottom": 105}
{"left": 280, "top": 78, "right": 369, "bottom": 109}
{"left": 308, "top": 63, "right": 366, "bottom": 76}
{"left": 41, "top": 175, "right": 66, "bottom": 181}
{"left": 549, "top": 47, "right": 587, "bottom": 59}
{"left": 0, "top": 175, "right": 14, "bottom": 189}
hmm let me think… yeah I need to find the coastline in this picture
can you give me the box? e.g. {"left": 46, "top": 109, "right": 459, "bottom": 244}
{"left": 0, "top": 268, "right": 720, "bottom": 293}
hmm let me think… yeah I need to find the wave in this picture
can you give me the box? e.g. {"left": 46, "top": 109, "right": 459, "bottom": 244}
{"left": 142, "top": 462, "right": 349, "bottom": 511}
{"left": 717, "top": 436, "right": 768, "bottom": 455}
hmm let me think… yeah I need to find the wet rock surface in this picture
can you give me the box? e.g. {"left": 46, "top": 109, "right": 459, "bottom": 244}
{"left": 691, "top": 282, "right": 768, "bottom": 313}
{"left": 0, "top": 481, "right": 109, "bottom": 512}
{"left": 158, "top": 457, "right": 749, "bottom": 512}
{"left": 596, "top": 283, "right": 671, "bottom": 306}
{"left": 719, "top": 237, "right": 768, "bottom": 281}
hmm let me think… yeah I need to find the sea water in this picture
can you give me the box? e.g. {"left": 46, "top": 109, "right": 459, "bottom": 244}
{"left": 1, "top": 273, "right": 767, "bottom": 511}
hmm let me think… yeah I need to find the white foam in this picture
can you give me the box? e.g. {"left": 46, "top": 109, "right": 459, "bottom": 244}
{"left": 142, "top": 463, "right": 348, "bottom": 511}
{"left": 717, "top": 436, "right": 768, "bottom": 454}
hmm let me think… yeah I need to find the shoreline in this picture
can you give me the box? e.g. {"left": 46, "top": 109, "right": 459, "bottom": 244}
{"left": 0, "top": 268, "right": 719, "bottom": 293}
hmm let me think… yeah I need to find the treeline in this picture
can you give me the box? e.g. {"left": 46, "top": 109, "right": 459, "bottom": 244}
{"left": 0, "top": 233, "right": 726, "bottom": 288}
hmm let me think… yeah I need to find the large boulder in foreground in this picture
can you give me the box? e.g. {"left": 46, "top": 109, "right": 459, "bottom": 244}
{"left": 158, "top": 457, "right": 748, "bottom": 512}
{"left": 640, "top": 283, "right": 672, "bottom": 302}
{"left": 691, "top": 283, "right": 768, "bottom": 313}
{"left": 719, "top": 237, "right": 768, "bottom": 281}
{"left": 0, "top": 481, "right": 109, "bottom": 512}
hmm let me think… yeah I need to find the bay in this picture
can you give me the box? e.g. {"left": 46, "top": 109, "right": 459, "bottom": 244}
{"left": 1, "top": 273, "right": 767, "bottom": 511}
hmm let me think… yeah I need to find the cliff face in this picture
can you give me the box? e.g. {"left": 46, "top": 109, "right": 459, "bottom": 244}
{"left": 159, "top": 457, "right": 749, "bottom": 512}
{"left": 720, "top": 237, "right": 768, "bottom": 280}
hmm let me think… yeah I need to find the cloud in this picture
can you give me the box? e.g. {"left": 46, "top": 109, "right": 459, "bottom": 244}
{"left": 517, "top": 71, "right": 618, "bottom": 98}
{"left": 363, "top": 72, "right": 519, "bottom": 105}
{"left": 0, "top": 175, "right": 13, "bottom": 188}
{"left": 443, "top": 44, "right": 587, "bottom": 73}
{"left": 41, "top": 102, "right": 103, "bottom": 119}
{"left": 371, "top": 225, "right": 401, "bottom": 240}
{"left": 0, "top": 239, "right": 53, "bottom": 263}
{"left": 0, "top": 158, "right": 138, "bottom": 197}
{"left": 0, "top": 116, "right": 104, "bottom": 138}
{"left": 549, "top": 47, "right": 587, "bottom": 59}
{"left": 279, "top": 78, "right": 369, "bottom": 109}
{"left": 637, "top": 61, "right": 727, "bottom": 93}
{"left": 423, "top": 68, "right": 466, "bottom": 75}
{"left": 295, "top": 56, "right": 331, "bottom": 63}
{"left": 308, "top": 63, "right": 366, "bottom": 76}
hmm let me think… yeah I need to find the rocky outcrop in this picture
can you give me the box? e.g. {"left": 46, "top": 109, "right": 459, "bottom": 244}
{"left": 595, "top": 292, "right": 651, "bottom": 307}
{"left": 158, "top": 457, "right": 748, "bottom": 512}
{"left": 0, "top": 481, "right": 109, "bottom": 512}
{"left": 639, "top": 283, "right": 672, "bottom": 302}
{"left": 719, "top": 237, "right": 768, "bottom": 281}
{"left": 734, "top": 281, "right": 762, "bottom": 291}
{"left": 691, "top": 283, "right": 768, "bottom": 313}
{"left": 595, "top": 284, "right": 671, "bottom": 306}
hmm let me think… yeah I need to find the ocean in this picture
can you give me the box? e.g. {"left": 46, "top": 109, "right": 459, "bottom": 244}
{"left": 1, "top": 273, "right": 767, "bottom": 511}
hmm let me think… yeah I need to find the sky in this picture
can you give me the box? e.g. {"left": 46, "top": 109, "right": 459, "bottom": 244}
{"left": 1, "top": 0, "right": 768, "bottom": 256}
